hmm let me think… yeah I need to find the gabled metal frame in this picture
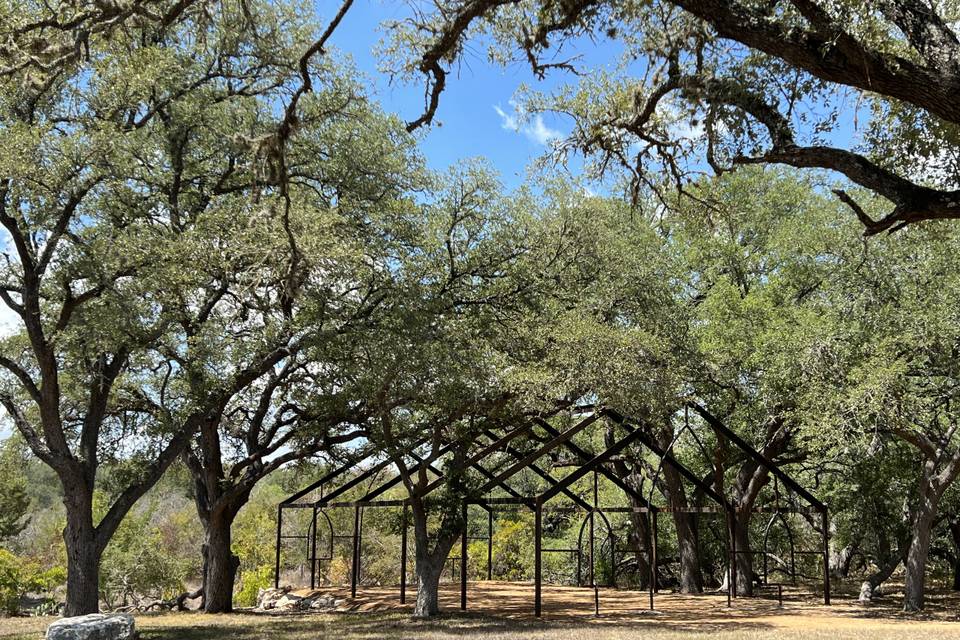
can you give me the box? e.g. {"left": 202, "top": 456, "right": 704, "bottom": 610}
{"left": 689, "top": 402, "right": 831, "bottom": 604}
{"left": 274, "top": 404, "right": 828, "bottom": 617}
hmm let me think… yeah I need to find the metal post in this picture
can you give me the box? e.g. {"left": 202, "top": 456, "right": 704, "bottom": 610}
{"left": 649, "top": 511, "right": 657, "bottom": 611}
{"left": 400, "top": 504, "right": 408, "bottom": 604}
{"left": 461, "top": 502, "right": 468, "bottom": 610}
{"left": 274, "top": 506, "right": 283, "bottom": 589}
{"left": 534, "top": 500, "right": 542, "bottom": 617}
{"left": 791, "top": 539, "right": 797, "bottom": 586}
{"left": 652, "top": 511, "right": 659, "bottom": 594}
{"left": 590, "top": 472, "right": 597, "bottom": 588}
{"left": 822, "top": 508, "right": 831, "bottom": 605}
{"left": 310, "top": 507, "right": 318, "bottom": 589}
{"left": 610, "top": 529, "right": 617, "bottom": 588}
{"left": 730, "top": 510, "right": 738, "bottom": 599}
{"left": 763, "top": 534, "right": 768, "bottom": 586}
{"left": 589, "top": 512, "right": 596, "bottom": 587}
{"left": 357, "top": 506, "right": 364, "bottom": 585}
{"left": 576, "top": 549, "right": 582, "bottom": 587}
{"left": 487, "top": 508, "right": 493, "bottom": 581}
{"left": 725, "top": 511, "right": 732, "bottom": 607}
{"left": 351, "top": 505, "right": 360, "bottom": 598}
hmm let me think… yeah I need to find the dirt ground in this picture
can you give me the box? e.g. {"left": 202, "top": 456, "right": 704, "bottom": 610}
{"left": 3, "top": 581, "right": 960, "bottom": 639}
{"left": 316, "top": 580, "right": 960, "bottom": 627}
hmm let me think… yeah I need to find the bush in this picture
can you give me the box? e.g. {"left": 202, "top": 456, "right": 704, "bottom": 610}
{"left": 234, "top": 486, "right": 286, "bottom": 574}
{"left": 488, "top": 516, "right": 534, "bottom": 581}
{"left": 0, "top": 440, "right": 30, "bottom": 539}
{"left": 235, "top": 564, "right": 274, "bottom": 607}
{"left": 0, "top": 549, "right": 65, "bottom": 615}
{"left": 99, "top": 496, "right": 195, "bottom": 609}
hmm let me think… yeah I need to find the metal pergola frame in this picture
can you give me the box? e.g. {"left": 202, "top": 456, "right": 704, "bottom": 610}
{"left": 274, "top": 405, "right": 830, "bottom": 617}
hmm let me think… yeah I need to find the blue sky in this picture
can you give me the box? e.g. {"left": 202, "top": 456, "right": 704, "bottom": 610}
{"left": 327, "top": 0, "right": 619, "bottom": 189}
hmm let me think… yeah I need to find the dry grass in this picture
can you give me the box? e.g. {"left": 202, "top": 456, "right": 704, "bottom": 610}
{"left": 3, "top": 582, "right": 959, "bottom": 640}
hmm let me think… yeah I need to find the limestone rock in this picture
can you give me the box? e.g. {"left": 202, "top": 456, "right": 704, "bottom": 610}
{"left": 273, "top": 594, "right": 304, "bottom": 610}
{"left": 46, "top": 613, "right": 135, "bottom": 640}
{"left": 308, "top": 595, "right": 338, "bottom": 610}
{"left": 256, "top": 586, "right": 291, "bottom": 610}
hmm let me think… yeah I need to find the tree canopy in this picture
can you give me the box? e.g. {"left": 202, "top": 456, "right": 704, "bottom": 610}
{"left": 394, "top": 0, "right": 960, "bottom": 234}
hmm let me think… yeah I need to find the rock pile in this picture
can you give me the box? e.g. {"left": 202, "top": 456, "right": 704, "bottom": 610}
{"left": 255, "top": 587, "right": 340, "bottom": 611}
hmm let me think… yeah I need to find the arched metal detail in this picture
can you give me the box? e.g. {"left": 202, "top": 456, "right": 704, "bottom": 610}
{"left": 576, "top": 508, "right": 617, "bottom": 586}
{"left": 762, "top": 511, "right": 797, "bottom": 585}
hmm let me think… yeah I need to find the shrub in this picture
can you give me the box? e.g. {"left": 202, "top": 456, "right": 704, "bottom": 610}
{"left": 235, "top": 565, "right": 274, "bottom": 608}
{"left": 99, "top": 497, "right": 194, "bottom": 609}
{"left": 489, "top": 516, "right": 534, "bottom": 581}
{"left": 0, "top": 549, "right": 65, "bottom": 615}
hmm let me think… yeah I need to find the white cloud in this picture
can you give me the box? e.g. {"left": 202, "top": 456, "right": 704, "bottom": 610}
{"left": 494, "top": 100, "right": 562, "bottom": 146}
{"left": 493, "top": 104, "right": 518, "bottom": 131}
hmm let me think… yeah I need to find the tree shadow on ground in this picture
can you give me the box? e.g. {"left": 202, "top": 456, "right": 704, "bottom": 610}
{"left": 134, "top": 609, "right": 777, "bottom": 640}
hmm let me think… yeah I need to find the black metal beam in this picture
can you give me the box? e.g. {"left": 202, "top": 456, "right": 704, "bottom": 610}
{"left": 319, "top": 456, "right": 395, "bottom": 505}
{"left": 359, "top": 442, "right": 532, "bottom": 507}
{"left": 281, "top": 445, "right": 379, "bottom": 505}
{"left": 476, "top": 413, "right": 602, "bottom": 494}
{"left": 355, "top": 449, "right": 447, "bottom": 503}
{"left": 689, "top": 403, "right": 826, "bottom": 511}
{"left": 540, "top": 424, "right": 649, "bottom": 502}
{"left": 604, "top": 409, "right": 730, "bottom": 509}
{"left": 534, "top": 418, "right": 656, "bottom": 511}
{"left": 418, "top": 421, "right": 538, "bottom": 496}
{"left": 481, "top": 429, "right": 592, "bottom": 511}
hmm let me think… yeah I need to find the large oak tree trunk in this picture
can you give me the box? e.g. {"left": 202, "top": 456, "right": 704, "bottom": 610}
{"left": 625, "top": 508, "right": 652, "bottom": 587}
{"left": 202, "top": 510, "right": 241, "bottom": 614}
{"left": 903, "top": 478, "right": 939, "bottom": 611}
{"left": 63, "top": 487, "right": 101, "bottom": 616}
{"left": 674, "top": 511, "right": 702, "bottom": 593}
{"left": 949, "top": 516, "right": 960, "bottom": 591}
{"left": 734, "top": 511, "right": 754, "bottom": 596}
{"left": 413, "top": 545, "right": 449, "bottom": 617}
{"left": 661, "top": 465, "right": 702, "bottom": 593}
{"left": 645, "top": 421, "right": 702, "bottom": 593}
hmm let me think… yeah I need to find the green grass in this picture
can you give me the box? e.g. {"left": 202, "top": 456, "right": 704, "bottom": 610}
{"left": 3, "top": 609, "right": 959, "bottom": 640}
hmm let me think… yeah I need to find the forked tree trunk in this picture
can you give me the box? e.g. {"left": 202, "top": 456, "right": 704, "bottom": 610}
{"left": 409, "top": 498, "right": 461, "bottom": 618}
{"left": 858, "top": 551, "right": 902, "bottom": 602}
{"left": 63, "top": 487, "right": 102, "bottom": 616}
{"left": 202, "top": 510, "right": 241, "bottom": 613}
{"left": 857, "top": 525, "right": 906, "bottom": 603}
{"left": 903, "top": 478, "right": 940, "bottom": 611}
